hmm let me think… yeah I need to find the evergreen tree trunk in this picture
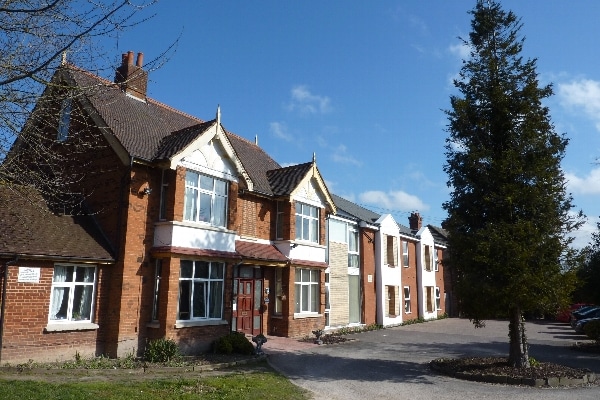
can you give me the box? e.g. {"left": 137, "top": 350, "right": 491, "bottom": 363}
{"left": 508, "top": 307, "right": 529, "bottom": 368}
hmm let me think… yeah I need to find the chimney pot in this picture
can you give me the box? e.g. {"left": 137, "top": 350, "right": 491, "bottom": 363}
{"left": 136, "top": 52, "right": 144, "bottom": 67}
{"left": 126, "top": 51, "right": 134, "bottom": 65}
{"left": 409, "top": 212, "right": 423, "bottom": 231}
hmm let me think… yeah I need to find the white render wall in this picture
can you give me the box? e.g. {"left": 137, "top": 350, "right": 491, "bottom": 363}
{"left": 375, "top": 214, "right": 403, "bottom": 327}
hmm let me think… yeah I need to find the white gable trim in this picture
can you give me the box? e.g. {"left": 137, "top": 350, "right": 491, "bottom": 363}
{"left": 168, "top": 122, "right": 252, "bottom": 190}
{"left": 290, "top": 163, "right": 336, "bottom": 213}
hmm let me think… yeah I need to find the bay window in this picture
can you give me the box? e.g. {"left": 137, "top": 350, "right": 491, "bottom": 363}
{"left": 178, "top": 261, "right": 224, "bottom": 320}
{"left": 184, "top": 171, "right": 227, "bottom": 227}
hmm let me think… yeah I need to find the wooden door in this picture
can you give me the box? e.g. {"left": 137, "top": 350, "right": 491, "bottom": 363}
{"left": 237, "top": 279, "right": 254, "bottom": 334}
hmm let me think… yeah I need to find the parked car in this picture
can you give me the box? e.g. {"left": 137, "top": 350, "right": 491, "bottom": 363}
{"left": 571, "top": 306, "right": 600, "bottom": 328}
{"left": 575, "top": 316, "right": 600, "bottom": 334}
{"left": 555, "top": 303, "right": 590, "bottom": 323}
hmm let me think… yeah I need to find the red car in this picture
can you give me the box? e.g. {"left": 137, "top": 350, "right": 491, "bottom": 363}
{"left": 555, "top": 303, "right": 590, "bottom": 323}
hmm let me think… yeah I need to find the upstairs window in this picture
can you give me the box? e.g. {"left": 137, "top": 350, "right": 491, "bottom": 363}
{"left": 57, "top": 98, "right": 72, "bottom": 142}
{"left": 184, "top": 171, "right": 227, "bottom": 227}
{"left": 434, "top": 249, "right": 439, "bottom": 271}
{"left": 402, "top": 241, "right": 409, "bottom": 267}
{"left": 276, "top": 201, "right": 285, "bottom": 240}
{"left": 295, "top": 202, "right": 319, "bottom": 243}
{"left": 384, "top": 235, "right": 398, "bottom": 266}
{"left": 348, "top": 227, "right": 359, "bottom": 268}
{"left": 424, "top": 245, "right": 432, "bottom": 272}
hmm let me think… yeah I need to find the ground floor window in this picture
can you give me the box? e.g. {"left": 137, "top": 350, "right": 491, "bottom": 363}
{"left": 425, "top": 286, "right": 435, "bottom": 313}
{"left": 324, "top": 269, "right": 330, "bottom": 326}
{"left": 152, "top": 260, "right": 162, "bottom": 321}
{"left": 403, "top": 286, "right": 411, "bottom": 313}
{"left": 435, "top": 286, "right": 441, "bottom": 310}
{"left": 49, "top": 264, "right": 96, "bottom": 322}
{"left": 294, "top": 268, "right": 319, "bottom": 314}
{"left": 178, "top": 260, "right": 224, "bottom": 320}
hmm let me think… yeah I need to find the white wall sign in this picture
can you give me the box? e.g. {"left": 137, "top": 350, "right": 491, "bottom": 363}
{"left": 18, "top": 267, "right": 41, "bottom": 283}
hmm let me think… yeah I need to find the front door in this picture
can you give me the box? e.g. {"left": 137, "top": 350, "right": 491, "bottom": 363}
{"left": 237, "top": 279, "right": 254, "bottom": 334}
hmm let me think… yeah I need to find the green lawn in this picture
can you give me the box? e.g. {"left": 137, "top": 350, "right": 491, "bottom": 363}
{"left": 0, "top": 370, "right": 310, "bottom": 400}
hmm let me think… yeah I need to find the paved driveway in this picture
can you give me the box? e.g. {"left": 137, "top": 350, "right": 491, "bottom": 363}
{"left": 266, "top": 318, "right": 600, "bottom": 400}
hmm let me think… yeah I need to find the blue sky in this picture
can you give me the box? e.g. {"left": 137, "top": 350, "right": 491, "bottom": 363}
{"left": 98, "top": 1, "right": 600, "bottom": 248}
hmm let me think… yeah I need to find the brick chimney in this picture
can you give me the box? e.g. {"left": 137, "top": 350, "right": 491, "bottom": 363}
{"left": 114, "top": 51, "right": 148, "bottom": 100}
{"left": 409, "top": 212, "right": 422, "bottom": 231}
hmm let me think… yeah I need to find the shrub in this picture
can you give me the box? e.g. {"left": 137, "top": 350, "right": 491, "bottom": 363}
{"left": 214, "top": 336, "right": 234, "bottom": 354}
{"left": 214, "top": 333, "right": 255, "bottom": 355}
{"left": 583, "top": 320, "right": 600, "bottom": 343}
{"left": 144, "top": 338, "right": 181, "bottom": 363}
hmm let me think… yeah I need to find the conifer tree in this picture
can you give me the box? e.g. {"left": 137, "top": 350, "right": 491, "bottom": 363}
{"left": 443, "top": 0, "right": 582, "bottom": 368}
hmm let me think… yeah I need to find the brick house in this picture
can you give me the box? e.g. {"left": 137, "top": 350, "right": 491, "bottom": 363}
{"left": 0, "top": 51, "right": 450, "bottom": 363}
{"left": 0, "top": 52, "right": 336, "bottom": 362}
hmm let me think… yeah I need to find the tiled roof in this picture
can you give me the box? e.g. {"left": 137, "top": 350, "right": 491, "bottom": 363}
{"left": 266, "top": 162, "right": 313, "bottom": 196}
{"left": 65, "top": 65, "right": 284, "bottom": 196}
{"left": 0, "top": 185, "right": 115, "bottom": 261}
{"left": 235, "top": 241, "right": 288, "bottom": 264}
{"left": 155, "top": 121, "right": 215, "bottom": 160}
{"left": 66, "top": 66, "right": 202, "bottom": 161}
{"left": 227, "top": 132, "right": 281, "bottom": 195}
{"left": 331, "top": 194, "right": 380, "bottom": 223}
{"left": 428, "top": 224, "right": 449, "bottom": 246}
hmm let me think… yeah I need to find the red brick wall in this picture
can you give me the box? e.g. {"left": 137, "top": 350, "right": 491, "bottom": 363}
{"left": 360, "top": 228, "right": 377, "bottom": 325}
{"left": 154, "top": 256, "right": 234, "bottom": 355}
{"left": 280, "top": 266, "right": 326, "bottom": 338}
{"left": 435, "top": 248, "right": 446, "bottom": 316}
{"left": 0, "top": 260, "right": 109, "bottom": 363}
{"left": 401, "top": 240, "right": 419, "bottom": 320}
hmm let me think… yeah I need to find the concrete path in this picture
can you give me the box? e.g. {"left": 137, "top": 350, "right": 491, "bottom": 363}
{"left": 265, "top": 318, "right": 600, "bottom": 400}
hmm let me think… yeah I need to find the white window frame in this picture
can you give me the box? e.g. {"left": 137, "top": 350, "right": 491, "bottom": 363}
{"left": 348, "top": 226, "right": 359, "bottom": 269}
{"left": 177, "top": 261, "right": 225, "bottom": 321}
{"left": 403, "top": 286, "right": 411, "bottom": 314}
{"left": 151, "top": 260, "right": 162, "bottom": 321}
{"left": 324, "top": 268, "right": 330, "bottom": 327}
{"left": 295, "top": 202, "right": 319, "bottom": 243}
{"left": 184, "top": 170, "right": 228, "bottom": 227}
{"left": 402, "top": 241, "right": 409, "bottom": 268}
{"left": 294, "top": 268, "right": 319, "bottom": 314}
{"left": 435, "top": 286, "right": 441, "bottom": 311}
{"left": 434, "top": 248, "right": 439, "bottom": 271}
{"left": 49, "top": 264, "right": 97, "bottom": 323}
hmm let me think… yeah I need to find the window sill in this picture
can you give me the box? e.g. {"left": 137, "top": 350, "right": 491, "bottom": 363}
{"left": 45, "top": 322, "right": 99, "bottom": 332}
{"left": 293, "top": 313, "right": 322, "bottom": 319}
{"left": 175, "top": 319, "right": 228, "bottom": 329}
{"left": 147, "top": 322, "right": 160, "bottom": 329}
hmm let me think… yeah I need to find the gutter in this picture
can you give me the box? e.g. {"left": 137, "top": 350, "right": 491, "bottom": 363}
{"left": 0, "top": 256, "right": 20, "bottom": 362}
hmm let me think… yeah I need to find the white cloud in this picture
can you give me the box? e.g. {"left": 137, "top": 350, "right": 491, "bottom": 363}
{"left": 558, "top": 79, "right": 600, "bottom": 131}
{"left": 565, "top": 167, "right": 600, "bottom": 195}
{"left": 287, "top": 85, "right": 331, "bottom": 114}
{"left": 269, "top": 121, "right": 292, "bottom": 141}
{"left": 448, "top": 42, "right": 470, "bottom": 60}
{"left": 331, "top": 144, "right": 362, "bottom": 166}
{"left": 569, "top": 214, "right": 598, "bottom": 249}
{"left": 359, "top": 190, "right": 429, "bottom": 212}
